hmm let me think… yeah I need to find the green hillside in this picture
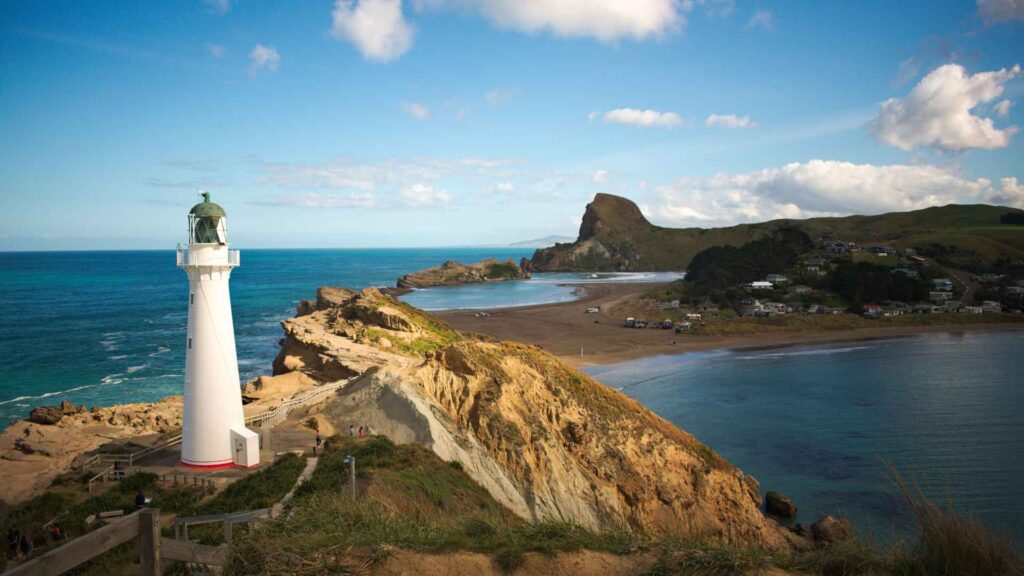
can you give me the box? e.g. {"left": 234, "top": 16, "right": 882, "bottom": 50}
{"left": 529, "top": 195, "right": 1024, "bottom": 271}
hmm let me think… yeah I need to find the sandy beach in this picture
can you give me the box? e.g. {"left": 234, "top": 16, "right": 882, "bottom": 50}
{"left": 437, "top": 282, "right": 1024, "bottom": 367}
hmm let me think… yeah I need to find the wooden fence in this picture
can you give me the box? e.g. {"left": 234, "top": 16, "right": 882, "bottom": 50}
{"left": 2, "top": 509, "right": 228, "bottom": 576}
{"left": 82, "top": 376, "right": 354, "bottom": 493}
{"left": 171, "top": 509, "right": 271, "bottom": 545}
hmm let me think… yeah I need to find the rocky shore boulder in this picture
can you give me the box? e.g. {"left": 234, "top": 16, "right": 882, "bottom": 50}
{"left": 811, "top": 515, "right": 851, "bottom": 546}
{"left": 28, "top": 400, "right": 86, "bottom": 425}
{"left": 765, "top": 491, "right": 798, "bottom": 518}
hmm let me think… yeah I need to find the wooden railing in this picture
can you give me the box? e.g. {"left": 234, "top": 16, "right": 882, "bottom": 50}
{"left": 81, "top": 376, "right": 354, "bottom": 492}
{"left": 171, "top": 508, "right": 272, "bottom": 544}
{"left": 2, "top": 509, "right": 228, "bottom": 576}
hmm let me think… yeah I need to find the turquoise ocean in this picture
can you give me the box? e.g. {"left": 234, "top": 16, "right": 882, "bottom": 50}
{"left": 1, "top": 249, "right": 1021, "bottom": 542}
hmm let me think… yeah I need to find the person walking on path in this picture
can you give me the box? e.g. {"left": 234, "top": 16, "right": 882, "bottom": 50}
{"left": 348, "top": 425, "right": 354, "bottom": 437}
{"left": 358, "top": 425, "right": 364, "bottom": 437}
{"left": 49, "top": 524, "right": 65, "bottom": 543}
{"left": 7, "top": 528, "right": 19, "bottom": 560}
{"left": 18, "top": 534, "right": 31, "bottom": 560}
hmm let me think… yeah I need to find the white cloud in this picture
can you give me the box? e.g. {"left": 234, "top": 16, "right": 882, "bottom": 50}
{"left": 988, "top": 177, "right": 1024, "bottom": 206}
{"left": 701, "top": 0, "right": 735, "bottom": 18}
{"left": 485, "top": 89, "right": 516, "bottom": 107}
{"left": 206, "top": 44, "right": 225, "bottom": 58}
{"left": 495, "top": 181, "right": 515, "bottom": 192}
{"left": 744, "top": 9, "right": 773, "bottom": 30}
{"left": 592, "top": 108, "right": 684, "bottom": 128}
{"left": 252, "top": 192, "right": 375, "bottom": 209}
{"left": 705, "top": 113, "right": 756, "bottom": 129}
{"left": 977, "top": 0, "right": 1024, "bottom": 24}
{"left": 248, "top": 44, "right": 280, "bottom": 74}
{"left": 439, "top": 0, "right": 686, "bottom": 42}
{"left": 400, "top": 101, "right": 431, "bottom": 120}
{"left": 653, "top": 159, "right": 1024, "bottom": 227}
{"left": 872, "top": 63, "right": 1020, "bottom": 152}
{"left": 995, "top": 99, "right": 1013, "bottom": 117}
{"left": 202, "top": 0, "right": 231, "bottom": 14}
{"left": 332, "top": 0, "right": 414, "bottom": 63}
{"left": 401, "top": 183, "right": 452, "bottom": 206}
{"left": 592, "top": 170, "right": 609, "bottom": 183}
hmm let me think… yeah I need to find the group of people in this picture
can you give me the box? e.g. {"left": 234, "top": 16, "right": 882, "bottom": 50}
{"left": 6, "top": 523, "right": 65, "bottom": 561}
{"left": 310, "top": 424, "right": 369, "bottom": 456}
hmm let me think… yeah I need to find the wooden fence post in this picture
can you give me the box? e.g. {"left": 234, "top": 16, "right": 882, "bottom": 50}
{"left": 139, "top": 508, "right": 161, "bottom": 576}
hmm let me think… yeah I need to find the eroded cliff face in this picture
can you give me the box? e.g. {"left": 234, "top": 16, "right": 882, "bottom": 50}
{"left": 276, "top": 286, "right": 791, "bottom": 549}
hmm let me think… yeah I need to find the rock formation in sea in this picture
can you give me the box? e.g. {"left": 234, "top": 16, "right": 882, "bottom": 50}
{"left": 272, "top": 286, "right": 796, "bottom": 549}
{"left": 396, "top": 258, "right": 529, "bottom": 289}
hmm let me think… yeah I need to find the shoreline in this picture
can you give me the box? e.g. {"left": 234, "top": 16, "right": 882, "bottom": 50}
{"left": 437, "top": 282, "right": 1024, "bottom": 367}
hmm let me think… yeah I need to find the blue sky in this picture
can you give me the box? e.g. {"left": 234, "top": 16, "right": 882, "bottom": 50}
{"left": 1, "top": 0, "right": 1022, "bottom": 250}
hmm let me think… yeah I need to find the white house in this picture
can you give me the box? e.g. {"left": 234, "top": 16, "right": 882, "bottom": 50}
{"left": 747, "top": 281, "right": 774, "bottom": 290}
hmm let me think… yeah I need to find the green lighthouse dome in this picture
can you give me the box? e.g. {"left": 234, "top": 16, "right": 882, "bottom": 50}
{"left": 188, "top": 191, "right": 227, "bottom": 244}
{"left": 189, "top": 191, "right": 227, "bottom": 218}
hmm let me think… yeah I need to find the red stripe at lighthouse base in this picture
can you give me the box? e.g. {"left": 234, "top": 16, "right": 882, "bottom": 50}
{"left": 179, "top": 460, "right": 263, "bottom": 470}
{"left": 179, "top": 460, "right": 235, "bottom": 470}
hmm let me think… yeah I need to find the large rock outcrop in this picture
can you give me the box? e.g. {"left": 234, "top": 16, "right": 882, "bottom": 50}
{"left": 0, "top": 398, "right": 185, "bottom": 507}
{"left": 396, "top": 258, "right": 529, "bottom": 289}
{"left": 275, "top": 286, "right": 792, "bottom": 549}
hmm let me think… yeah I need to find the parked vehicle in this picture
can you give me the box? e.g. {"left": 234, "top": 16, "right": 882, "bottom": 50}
{"left": 624, "top": 317, "right": 636, "bottom": 327}
{"left": 674, "top": 321, "right": 693, "bottom": 333}
{"left": 635, "top": 320, "right": 648, "bottom": 329}
{"left": 660, "top": 319, "right": 673, "bottom": 329}
{"left": 586, "top": 307, "right": 600, "bottom": 314}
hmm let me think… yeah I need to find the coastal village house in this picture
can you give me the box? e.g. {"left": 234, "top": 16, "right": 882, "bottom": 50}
{"left": 932, "top": 278, "right": 954, "bottom": 292}
{"left": 746, "top": 280, "right": 774, "bottom": 290}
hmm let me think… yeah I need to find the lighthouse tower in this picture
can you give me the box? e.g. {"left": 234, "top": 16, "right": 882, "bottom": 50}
{"left": 176, "top": 192, "right": 259, "bottom": 469}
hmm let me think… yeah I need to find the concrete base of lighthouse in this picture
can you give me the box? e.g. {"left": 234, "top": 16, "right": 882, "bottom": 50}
{"left": 178, "top": 426, "right": 260, "bottom": 469}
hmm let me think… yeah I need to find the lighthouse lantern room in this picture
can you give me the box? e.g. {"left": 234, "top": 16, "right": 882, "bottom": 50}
{"left": 177, "top": 192, "right": 259, "bottom": 469}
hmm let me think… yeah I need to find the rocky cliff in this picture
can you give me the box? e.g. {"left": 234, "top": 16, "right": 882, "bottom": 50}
{"left": 396, "top": 258, "right": 529, "bottom": 289}
{"left": 274, "top": 286, "right": 794, "bottom": 549}
{"left": 529, "top": 193, "right": 1024, "bottom": 271}
{"left": 0, "top": 399, "right": 184, "bottom": 508}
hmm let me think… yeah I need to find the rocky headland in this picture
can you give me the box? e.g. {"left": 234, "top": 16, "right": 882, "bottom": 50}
{"left": 272, "top": 286, "right": 797, "bottom": 548}
{"left": 529, "top": 193, "right": 1024, "bottom": 272}
{"left": 395, "top": 258, "right": 529, "bottom": 290}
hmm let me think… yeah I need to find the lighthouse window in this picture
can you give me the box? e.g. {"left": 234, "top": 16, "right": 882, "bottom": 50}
{"left": 190, "top": 293, "right": 194, "bottom": 305}
{"left": 188, "top": 338, "right": 192, "bottom": 350}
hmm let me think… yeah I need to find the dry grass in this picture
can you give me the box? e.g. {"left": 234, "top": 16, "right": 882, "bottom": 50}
{"left": 885, "top": 463, "right": 1023, "bottom": 576}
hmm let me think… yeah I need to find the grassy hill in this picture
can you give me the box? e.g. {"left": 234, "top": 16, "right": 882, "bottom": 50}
{"left": 529, "top": 195, "right": 1024, "bottom": 272}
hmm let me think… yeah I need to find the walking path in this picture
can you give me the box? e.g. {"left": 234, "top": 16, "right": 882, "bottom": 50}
{"left": 272, "top": 453, "right": 318, "bottom": 518}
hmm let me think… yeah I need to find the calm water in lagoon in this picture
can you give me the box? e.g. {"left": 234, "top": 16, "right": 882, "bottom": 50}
{"left": 402, "top": 271, "right": 683, "bottom": 310}
{"left": 584, "top": 331, "right": 1024, "bottom": 543}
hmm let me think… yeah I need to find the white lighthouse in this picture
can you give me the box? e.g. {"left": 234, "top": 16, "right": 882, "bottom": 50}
{"left": 176, "top": 192, "right": 259, "bottom": 469}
